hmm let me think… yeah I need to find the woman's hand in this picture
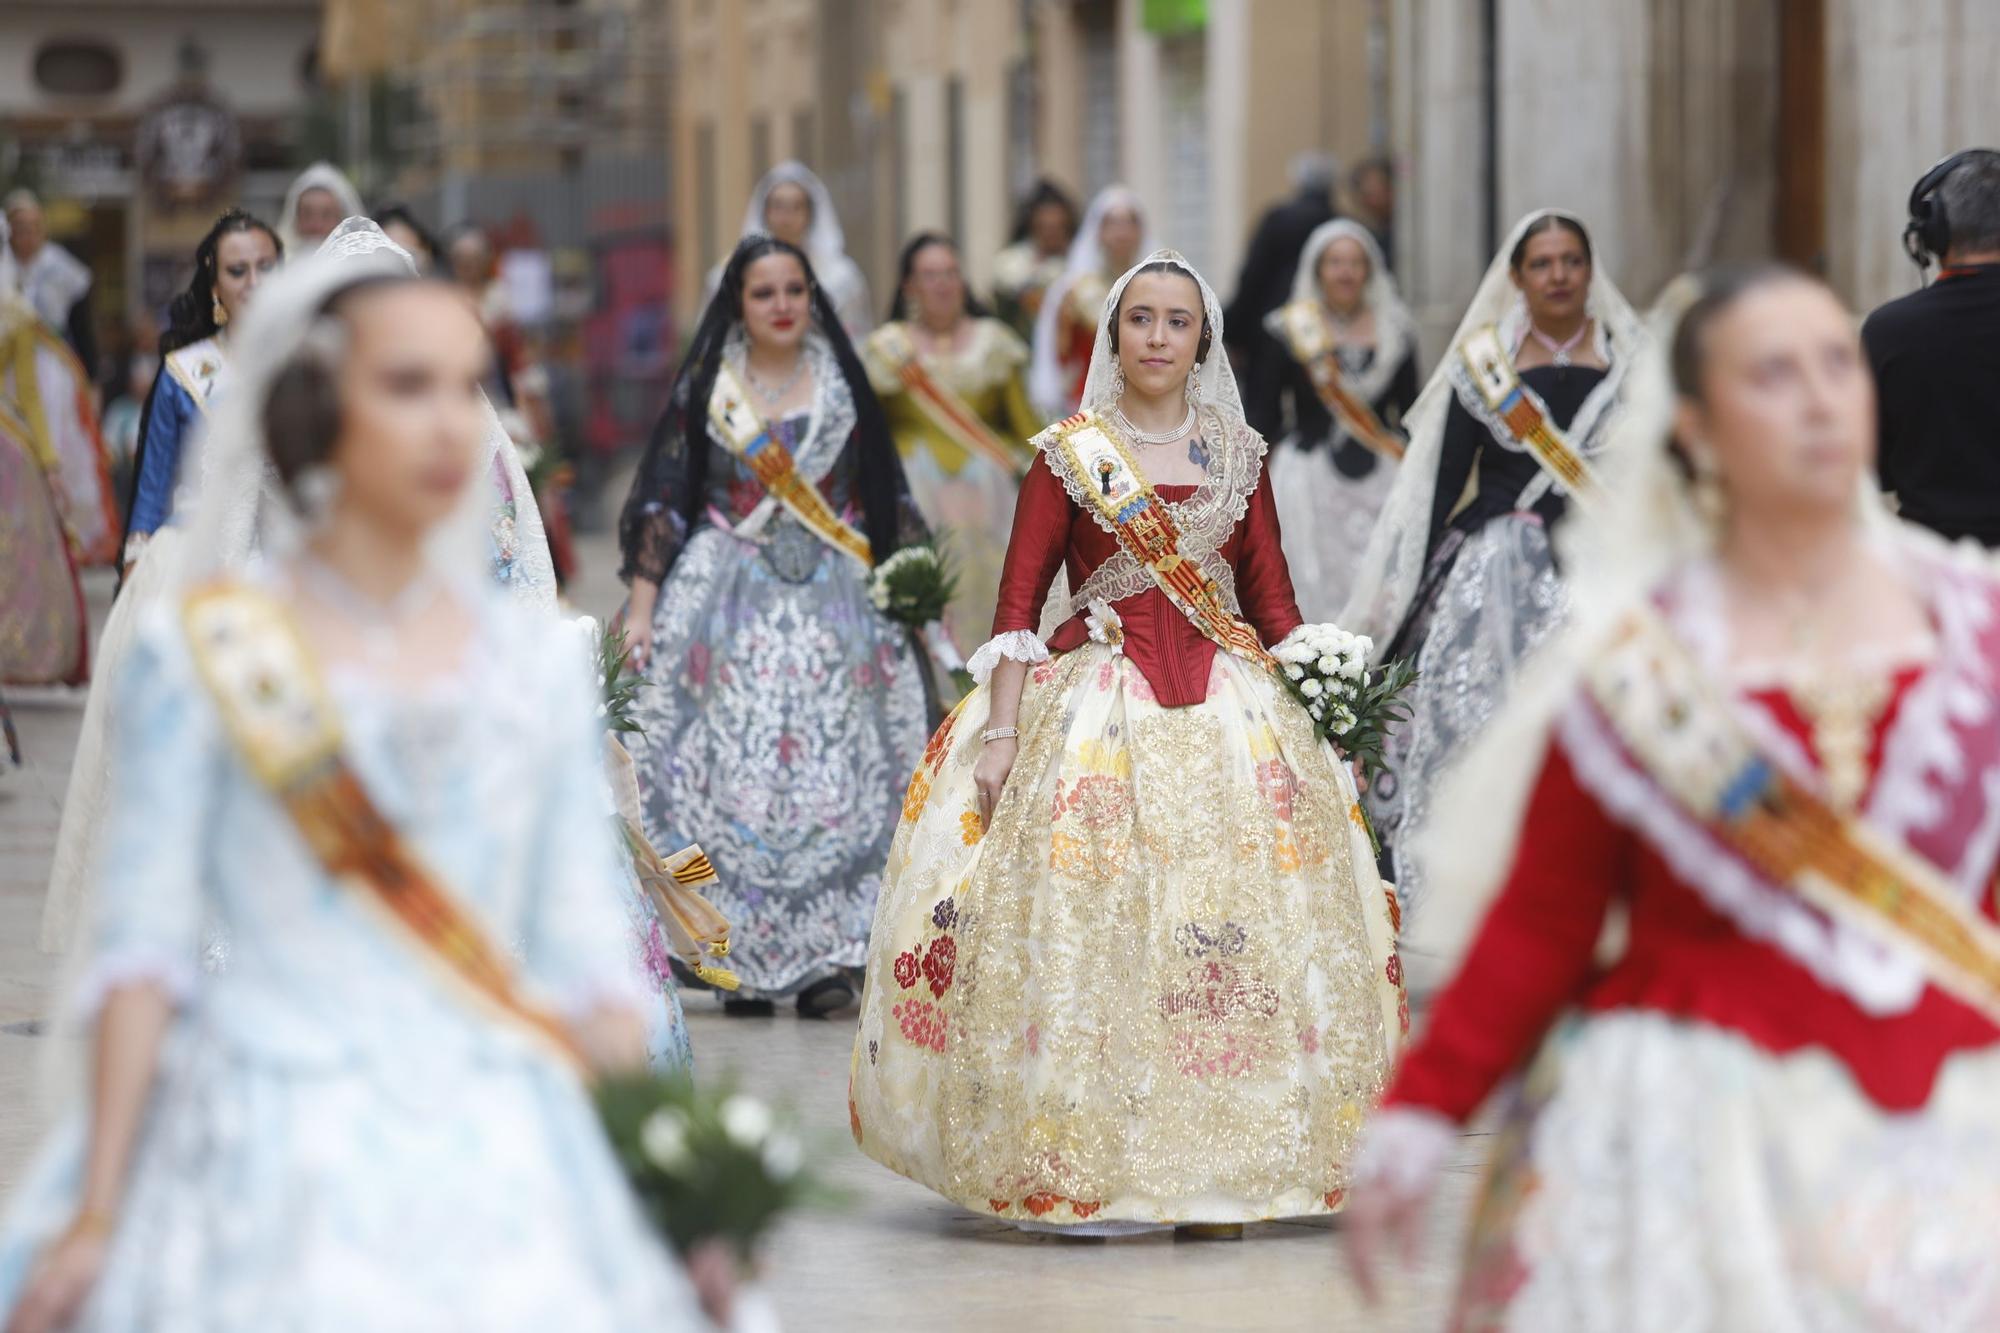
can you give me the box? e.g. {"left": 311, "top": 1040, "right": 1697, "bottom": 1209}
{"left": 1341, "top": 1173, "right": 1432, "bottom": 1307}
{"left": 6, "top": 1222, "right": 110, "bottom": 1333}
{"left": 971, "top": 736, "right": 1018, "bottom": 830}
{"left": 570, "top": 1003, "right": 649, "bottom": 1077}
{"left": 619, "top": 618, "right": 651, "bottom": 673}
{"left": 684, "top": 1240, "right": 737, "bottom": 1329}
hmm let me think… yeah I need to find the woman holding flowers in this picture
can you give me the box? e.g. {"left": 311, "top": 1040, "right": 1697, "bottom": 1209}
{"left": 849, "top": 250, "right": 1405, "bottom": 1235}
{"left": 617, "top": 235, "right": 932, "bottom": 1020}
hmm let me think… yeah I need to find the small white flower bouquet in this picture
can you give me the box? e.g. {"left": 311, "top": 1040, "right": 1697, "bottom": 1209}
{"left": 1272, "top": 623, "right": 1419, "bottom": 786}
{"left": 596, "top": 1073, "right": 842, "bottom": 1263}
{"left": 868, "top": 542, "right": 958, "bottom": 628}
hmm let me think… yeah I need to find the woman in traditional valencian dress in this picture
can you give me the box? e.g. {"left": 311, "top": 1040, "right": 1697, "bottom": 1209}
{"left": 863, "top": 233, "right": 1041, "bottom": 651}
{"left": 1264, "top": 219, "right": 1420, "bottom": 621}
{"left": 39, "top": 219, "right": 558, "bottom": 956}
{"left": 1027, "top": 185, "right": 1152, "bottom": 419}
{"left": 275, "top": 160, "right": 364, "bottom": 258}
{"left": 850, "top": 251, "right": 1404, "bottom": 1235}
{"left": 1345, "top": 264, "right": 2000, "bottom": 1330}
{"left": 618, "top": 236, "right": 931, "bottom": 1020}
{"left": 0, "top": 249, "right": 724, "bottom": 1333}
{"left": 720, "top": 162, "right": 874, "bottom": 339}
{"left": 0, "top": 350, "right": 89, "bottom": 689}
{"left": 1344, "top": 210, "right": 1641, "bottom": 919}
{"left": 0, "top": 217, "right": 118, "bottom": 570}
{"left": 991, "top": 179, "right": 1078, "bottom": 342}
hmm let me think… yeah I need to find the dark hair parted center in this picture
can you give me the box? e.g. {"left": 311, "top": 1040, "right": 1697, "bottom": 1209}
{"left": 1508, "top": 214, "right": 1593, "bottom": 273}
{"left": 1107, "top": 261, "right": 1213, "bottom": 365}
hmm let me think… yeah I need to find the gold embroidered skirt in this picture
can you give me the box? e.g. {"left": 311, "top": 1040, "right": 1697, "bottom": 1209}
{"left": 850, "top": 644, "right": 1405, "bottom": 1226}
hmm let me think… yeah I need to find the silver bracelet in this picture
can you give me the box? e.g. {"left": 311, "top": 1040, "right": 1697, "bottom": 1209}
{"left": 980, "top": 726, "right": 1020, "bottom": 743}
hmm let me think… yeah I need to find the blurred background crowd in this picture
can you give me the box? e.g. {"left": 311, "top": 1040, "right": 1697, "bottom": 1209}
{"left": 2, "top": 0, "right": 1988, "bottom": 548}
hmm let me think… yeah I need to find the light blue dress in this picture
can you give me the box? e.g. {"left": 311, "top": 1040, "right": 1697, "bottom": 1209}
{"left": 0, "top": 588, "right": 701, "bottom": 1331}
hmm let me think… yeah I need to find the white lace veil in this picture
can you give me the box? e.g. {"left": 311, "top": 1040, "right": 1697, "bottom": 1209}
{"left": 178, "top": 218, "right": 555, "bottom": 608}
{"left": 738, "top": 161, "right": 848, "bottom": 257}
{"left": 1272, "top": 218, "right": 1418, "bottom": 402}
{"left": 1338, "top": 209, "right": 1645, "bottom": 650}
{"left": 1079, "top": 248, "right": 1244, "bottom": 423}
{"left": 1029, "top": 185, "right": 1155, "bottom": 416}
{"left": 277, "top": 162, "right": 366, "bottom": 257}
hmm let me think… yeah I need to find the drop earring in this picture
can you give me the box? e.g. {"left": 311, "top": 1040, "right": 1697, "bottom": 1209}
{"left": 1109, "top": 361, "right": 1126, "bottom": 404}
{"left": 212, "top": 293, "right": 229, "bottom": 327}
{"left": 1186, "top": 359, "right": 1202, "bottom": 409}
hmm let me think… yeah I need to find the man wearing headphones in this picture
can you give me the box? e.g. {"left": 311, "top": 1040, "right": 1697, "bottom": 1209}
{"left": 1863, "top": 149, "right": 2000, "bottom": 546}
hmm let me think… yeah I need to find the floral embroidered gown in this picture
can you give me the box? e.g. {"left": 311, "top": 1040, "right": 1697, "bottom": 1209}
{"left": 622, "top": 337, "right": 931, "bottom": 1000}
{"left": 849, "top": 413, "right": 1405, "bottom": 1228}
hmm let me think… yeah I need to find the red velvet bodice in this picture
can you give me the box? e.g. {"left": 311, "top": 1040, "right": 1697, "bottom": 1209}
{"left": 1387, "top": 670, "right": 2000, "bottom": 1117}
{"left": 991, "top": 451, "right": 1304, "bottom": 707}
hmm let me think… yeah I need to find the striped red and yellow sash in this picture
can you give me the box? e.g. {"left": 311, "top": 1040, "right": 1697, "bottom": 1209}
{"left": 870, "top": 324, "right": 1027, "bottom": 475}
{"left": 1458, "top": 325, "right": 1596, "bottom": 498}
{"left": 710, "top": 362, "right": 874, "bottom": 569}
{"left": 181, "top": 581, "right": 590, "bottom": 1074}
{"left": 1273, "top": 300, "right": 1405, "bottom": 460}
{"left": 1586, "top": 606, "right": 2000, "bottom": 1024}
{"left": 1046, "top": 411, "right": 1276, "bottom": 672}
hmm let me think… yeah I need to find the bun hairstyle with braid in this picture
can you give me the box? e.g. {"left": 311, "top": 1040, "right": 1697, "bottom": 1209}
{"left": 162, "top": 208, "right": 283, "bottom": 354}
{"left": 260, "top": 274, "right": 415, "bottom": 512}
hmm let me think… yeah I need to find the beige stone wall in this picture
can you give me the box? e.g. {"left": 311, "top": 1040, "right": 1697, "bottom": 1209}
{"left": 1824, "top": 0, "right": 2000, "bottom": 314}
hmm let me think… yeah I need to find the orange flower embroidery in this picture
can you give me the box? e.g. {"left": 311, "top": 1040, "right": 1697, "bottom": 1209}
{"left": 960, "top": 808, "right": 985, "bottom": 845}
{"left": 990, "top": 1199, "right": 1011, "bottom": 1213}
{"left": 1022, "top": 1192, "right": 1061, "bottom": 1217}
{"left": 923, "top": 710, "right": 959, "bottom": 773}
{"left": 1323, "top": 1188, "right": 1346, "bottom": 1211}
{"left": 902, "top": 769, "right": 932, "bottom": 822}
{"left": 1069, "top": 1199, "right": 1103, "bottom": 1219}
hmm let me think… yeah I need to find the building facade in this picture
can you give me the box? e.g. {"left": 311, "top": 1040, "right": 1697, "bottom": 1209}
{"left": 1, "top": 0, "right": 323, "bottom": 330}
{"left": 661, "top": 0, "right": 1386, "bottom": 328}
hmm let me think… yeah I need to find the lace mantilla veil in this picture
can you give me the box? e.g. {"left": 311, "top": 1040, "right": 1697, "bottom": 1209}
{"left": 180, "top": 217, "right": 555, "bottom": 607}
{"left": 1028, "top": 185, "right": 1157, "bottom": 417}
{"left": 1337, "top": 208, "right": 1645, "bottom": 653}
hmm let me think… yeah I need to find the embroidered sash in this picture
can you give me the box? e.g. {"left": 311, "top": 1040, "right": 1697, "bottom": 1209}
{"left": 1584, "top": 605, "right": 2000, "bottom": 1024}
{"left": 1273, "top": 300, "right": 1405, "bottom": 460}
{"left": 163, "top": 340, "right": 225, "bottom": 416}
{"left": 870, "top": 324, "right": 1026, "bottom": 475}
{"left": 709, "top": 362, "right": 873, "bottom": 569}
{"left": 1457, "top": 324, "right": 1596, "bottom": 499}
{"left": 181, "top": 582, "right": 590, "bottom": 1073}
{"left": 1045, "top": 411, "right": 1276, "bottom": 671}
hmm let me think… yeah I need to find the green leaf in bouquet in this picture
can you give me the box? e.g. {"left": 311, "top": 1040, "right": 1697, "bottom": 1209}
{"left": 596, "top": 619, "right": 647, "bottom": 735}
{"left": 596, "top": 1071, "right": 849, "bottom": 1264}
{"left": 871, "top": 535, "right": 961, "bottom": 628}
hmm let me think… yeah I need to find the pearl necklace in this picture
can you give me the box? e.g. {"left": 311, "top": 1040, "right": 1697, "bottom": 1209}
{"left": 1114, "top": 400, "right": 1197, "bottom": 447}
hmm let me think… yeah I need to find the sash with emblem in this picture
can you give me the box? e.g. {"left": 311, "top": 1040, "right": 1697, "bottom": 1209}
{"left": 182, "top": 581, "right": 594, "bottom": 1072}
{"left": 1044, "top": 411, "right": 1277, "bottom": 672}
{"left": 1272, "top": 300, "right": 1406, "bottom": 460}
{"left": 162, "top": 338, "right": 226, "bottom": 416}
{"left": 869, "top": 324, "right": 1027, "bottom": 476}
{"left": 1582, "top": 605, "right": 2000, "bottom": 1024}
{"left": 709, "top": 362, "right": 874, "bottom": 569}
{"left": 1457, "top": 325, "right": 1596, "bottom": 499}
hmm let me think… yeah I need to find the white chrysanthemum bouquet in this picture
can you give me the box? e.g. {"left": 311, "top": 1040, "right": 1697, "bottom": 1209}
{"left": 868, "top": 543, "right": 957, "bottom": 628}
{"left": 1272, "top": 624, "right": 1419, "bottom": 786}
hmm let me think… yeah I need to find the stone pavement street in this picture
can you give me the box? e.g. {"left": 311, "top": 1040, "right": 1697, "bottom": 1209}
{"left": 1, "top": 540, "right": 1488, "bottom": 1332}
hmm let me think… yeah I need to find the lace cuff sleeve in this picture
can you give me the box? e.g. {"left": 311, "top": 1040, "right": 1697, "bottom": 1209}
{"left": 966, "top": 630, "right": 1049, "bottom": 685}
{"left": 1349, "top": 1106, "right": 1459, "bottom": 1196}
{"left": 620, "top": 503, "right": 687, "bottom": 585}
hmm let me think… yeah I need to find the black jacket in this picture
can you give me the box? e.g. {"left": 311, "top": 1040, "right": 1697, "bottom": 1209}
{"left": 1862, "top": 264, "right": 2000, "bottom": 546}
{"left": 1223, "top": 186, "right": 1338, "bottom": 439}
